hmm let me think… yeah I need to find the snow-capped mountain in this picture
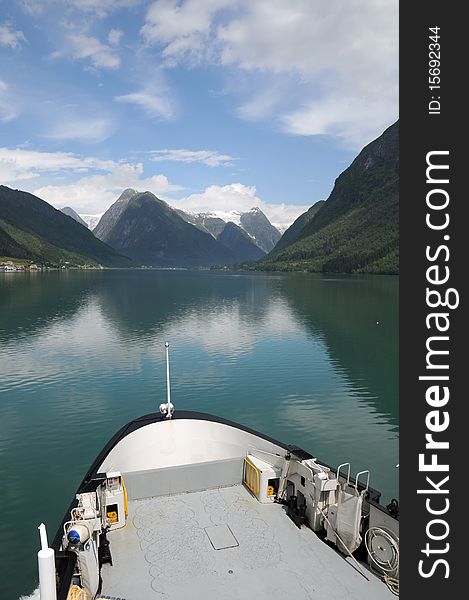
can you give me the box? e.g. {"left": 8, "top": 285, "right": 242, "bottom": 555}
{"left": 178, "top": 207, "right": 281, "bottom": 253}
{"left": 79, "top": 213, "right": 104, "bottom": 231}
{"left": 197, "top": 210, "right": 243, "bottom": 227}
{"left": 239, "top": 207, "right": 281, "bottom": 253}
{"left": 73, "top": 197, "right": 281, "bottom": 254}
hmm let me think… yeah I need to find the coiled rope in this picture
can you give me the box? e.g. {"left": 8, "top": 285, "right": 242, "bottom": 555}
{"left": 66, "top": 584, "right": 88, "bottom": 600}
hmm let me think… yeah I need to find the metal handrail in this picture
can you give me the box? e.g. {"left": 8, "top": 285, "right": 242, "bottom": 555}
{"left": 336, "top": 462, "right": 351, "bottom": 487}
{"left": 355, "top": 470, "right": 370, "bottom": 492}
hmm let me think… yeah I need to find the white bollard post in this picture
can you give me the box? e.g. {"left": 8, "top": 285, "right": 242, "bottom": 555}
{"left": 38, "top": 523, "right": 57, "bottom": 600}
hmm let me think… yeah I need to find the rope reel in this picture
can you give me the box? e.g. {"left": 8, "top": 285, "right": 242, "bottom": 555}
{"left": 364, "top": 526, "right": 399, "bottom": 595}
{"left": 365, "top": 526, "right": 399, "bottom": 572}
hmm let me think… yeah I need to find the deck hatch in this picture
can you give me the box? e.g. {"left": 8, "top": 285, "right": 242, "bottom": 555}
{"left": 204, "top": 524, "right": 239, "bottom": 550}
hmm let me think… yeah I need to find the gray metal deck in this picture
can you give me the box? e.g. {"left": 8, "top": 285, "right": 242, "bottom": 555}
{"left": 101, "top": 485, "right": 395, "bottom": 600}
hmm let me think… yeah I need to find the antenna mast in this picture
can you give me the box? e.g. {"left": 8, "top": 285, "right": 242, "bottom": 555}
{"left": 159, "top": 342, "right": 174, "bottom": 419}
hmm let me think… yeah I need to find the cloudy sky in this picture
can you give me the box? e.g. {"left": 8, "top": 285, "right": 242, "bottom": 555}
{"left": 0, "top": 0, "right": 398, "bottom": 226}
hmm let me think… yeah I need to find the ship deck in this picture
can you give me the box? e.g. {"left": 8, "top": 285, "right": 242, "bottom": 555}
{"left": 100, "top": 484, "right": 395, "bottom": 600}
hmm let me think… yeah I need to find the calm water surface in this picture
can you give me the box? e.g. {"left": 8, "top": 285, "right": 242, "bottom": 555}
{"left": 0, "top": 269, "right": 398, "bottom": 599}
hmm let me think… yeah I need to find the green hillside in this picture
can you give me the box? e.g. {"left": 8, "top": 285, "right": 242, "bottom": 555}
{"left": 0, "top": 186, "right": 133, "bottom": 267}
{"left": 255, "top": 121, "right": 399, "bottom": 274}
{"left": 273, "top": 200, "right": 325, "bottom": 253}
{"left": 0, "top": 218, "right": 97, "bottom": 266}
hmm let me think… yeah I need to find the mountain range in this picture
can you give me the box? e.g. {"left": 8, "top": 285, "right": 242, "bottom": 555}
{"left": 175, "top": 207, "right": 281, "bottom": 254}
{"left": 90, "top": 201, "right": 280, "bottom": 255}
{"left": 92, "top": 189, "right": 265, "bottom": 267}
{"left": 1, "top": 122, "right": 398, "bottom": 272}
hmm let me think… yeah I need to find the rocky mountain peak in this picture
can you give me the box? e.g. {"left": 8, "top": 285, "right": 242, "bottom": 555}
{"left": 60, "top": 206, "right": 87, "bottom": 228}
{"left": 117, "top": 188, "right": 139, "bottom": 203}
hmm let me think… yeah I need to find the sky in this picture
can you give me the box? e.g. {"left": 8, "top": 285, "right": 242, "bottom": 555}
{"left": 0, "top": 0, "right": 398, "bottom": 227}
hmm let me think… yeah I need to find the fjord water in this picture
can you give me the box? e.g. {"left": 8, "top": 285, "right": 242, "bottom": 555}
{"left": 0, "top": 270, "right": 398, "bottom": 599}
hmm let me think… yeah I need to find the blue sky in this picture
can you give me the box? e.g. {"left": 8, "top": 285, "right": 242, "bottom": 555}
{"left": 0, "top": 0, "right": 398, "bottom": 227}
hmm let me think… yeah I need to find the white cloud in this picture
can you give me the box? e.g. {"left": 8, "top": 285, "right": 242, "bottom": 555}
{"left": 69, "top": 33, "right": 121, "bottom": 70}
{"left": 70, "top": 0, "right": 144, "bottom": 16}
{"left": 217, "top": 1, "right": 385, "bottom": 74}
{"left": 150, "top": 149, "right": 236, "bottom": 167}
{"left": 174, "top": 183, "right": 309, "bottom": 228}
{"left": 221, "top": 0, "right": 398, "bottom": 147}
{"left": 141, "top": 0, "right": 398, "bottom": 147}
{"left": 115, "top": 91, "right": 173, "bottom": 119}
{"left": 18, "top": 1, "right": 45, "bottom": 16}
{"left": 55, "top": 28, "right": 120, "bottom": 72}
{"left": 237, "top": 88, "right": 285, "bottom": 122}
{"left": 19, "top": 0, "right": 144, "bottom": 18}
{"left": 108, "top": 29, "right": 124, "bottom": 47}
{"left": 33, "top": 165, "right": 183, "bottom": 213}
{"left": 44, "top": 117, "right": 115, "bottom": 143}
{"left": 114, "top": 60, "right": 177, "bottom": 120}
{"left": 0, "top": 147, "right": 115, "bottom": 183}
{"left": 282, "top": 93, "right": 397, "bottom": 149}
{"left": 115, "top": 78, "right": 175, "bottom": 119}
{"left": 0, "top": 22, "right": 27, "bottom": 48}
{"left": 142, "top": 0, "right": 218, "bottom": 43}
{"left": 265, "top": 202, "right": 314, "bottom": 230}
{"left": 0, "top": 146, "right": 182, "bottom": 213}
{"left": 141, "top": 0, "right": 232, "bottom": 64}
{"left": 0, "top": 80, "right": 18, "bottom": 123}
